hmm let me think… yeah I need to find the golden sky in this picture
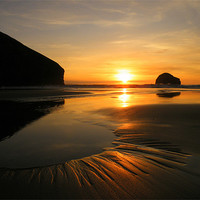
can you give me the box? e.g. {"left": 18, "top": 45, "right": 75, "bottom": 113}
{"left": 1, "top": 0, "right": 200, "bottom": 84}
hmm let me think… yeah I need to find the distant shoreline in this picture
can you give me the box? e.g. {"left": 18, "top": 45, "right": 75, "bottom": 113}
{"left": 1, "top": 84, "right": 200, "bottom": 89}
{"left": 65, "top": 84, "right": 200, "bottom": 89}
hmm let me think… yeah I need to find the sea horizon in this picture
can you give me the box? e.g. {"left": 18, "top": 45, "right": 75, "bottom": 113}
{"left": 1, "top": 83, "right": 200, "bottom": 89}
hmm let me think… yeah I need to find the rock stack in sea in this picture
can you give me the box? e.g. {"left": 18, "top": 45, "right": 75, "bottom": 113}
{"left": 155, "top": 73, "right": 181, "bottom": 85}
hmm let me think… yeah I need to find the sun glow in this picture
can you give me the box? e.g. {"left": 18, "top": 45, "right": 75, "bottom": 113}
{"left": 116, "top": 70, "right": 133, "bottom": 84}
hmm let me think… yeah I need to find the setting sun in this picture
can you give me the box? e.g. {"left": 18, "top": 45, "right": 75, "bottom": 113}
{"left": 116, "top": 70, "right": 133, "bottom": 84}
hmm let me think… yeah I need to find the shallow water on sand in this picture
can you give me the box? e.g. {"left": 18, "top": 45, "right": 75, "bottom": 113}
{"left": 0, "top": 97, "right": 116, "bottom": 168}
{"left": 0, "top": 88, "right": 200, "bottom": 198}
{"left": 0, "top": 88, "right": 200, "bottom": 169}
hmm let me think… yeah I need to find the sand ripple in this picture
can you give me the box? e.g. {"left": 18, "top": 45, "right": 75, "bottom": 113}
{"left": 1, "top": 104, "right": 200, "bottom": 198}
{"left": 1, "top": 134, "right": 200, "bottom": 199}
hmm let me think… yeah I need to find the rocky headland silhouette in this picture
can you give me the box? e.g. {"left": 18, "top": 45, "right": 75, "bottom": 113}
{"left": 155, "top": 73, "right": 181, "bottom": 85}
{"left": 0, "top": 32, "right": 64, "bottom": 86}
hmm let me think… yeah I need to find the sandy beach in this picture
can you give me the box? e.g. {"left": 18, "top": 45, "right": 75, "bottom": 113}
{"left": 0, "top": 88, "right": 200, "bottom": 199}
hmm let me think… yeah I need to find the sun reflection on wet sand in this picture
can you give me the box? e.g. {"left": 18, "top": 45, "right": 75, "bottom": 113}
{"left": 118, "top": 88, "right": 130, "bottom": 107}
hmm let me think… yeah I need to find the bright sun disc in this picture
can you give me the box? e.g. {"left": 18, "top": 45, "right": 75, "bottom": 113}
{"left": 116, "top": 70, "right": 133, "bottom": 84}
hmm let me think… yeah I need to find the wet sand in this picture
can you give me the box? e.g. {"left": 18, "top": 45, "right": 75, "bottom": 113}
{"left": 1, "top": 103, "right": 200, "bottom": 199}
{"left": 0, "top": 88, "right": 91, "bottom": 101}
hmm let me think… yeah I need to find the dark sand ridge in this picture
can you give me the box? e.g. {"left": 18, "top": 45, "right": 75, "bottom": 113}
{"left": 0, "top": 88, "right": 91, "bottom": 101}
{"left": 1, "top": 104, "right": 200, "bottom": 199}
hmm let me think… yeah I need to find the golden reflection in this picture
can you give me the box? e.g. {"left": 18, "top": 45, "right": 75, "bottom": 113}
{"left": 119, "top": 88, "right": 130, "bottom": 107}
{"left": 118, "top": 123, "right": 134, "bottom": 130}
{"left": 123, "top": 88, "right": 127, "bottom": 93}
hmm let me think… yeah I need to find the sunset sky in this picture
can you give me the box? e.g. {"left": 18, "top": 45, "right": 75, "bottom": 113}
{"left": 1, "top": 0, "right": 200, "bottom": 84}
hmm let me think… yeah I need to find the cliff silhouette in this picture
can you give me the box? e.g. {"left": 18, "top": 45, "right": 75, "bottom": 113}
{"left": 0, "top": 32, "right": 64, "bottom": 86}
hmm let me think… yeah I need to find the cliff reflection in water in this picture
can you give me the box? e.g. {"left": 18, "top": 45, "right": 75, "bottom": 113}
{"left": 0, "top": 96, "right": 115, "bottom": 169}
{"left": 157, "top": 91, "right": 181, "bottom": 98}
{"left": 0, "top": 100, "right": 64, "bottom": 141}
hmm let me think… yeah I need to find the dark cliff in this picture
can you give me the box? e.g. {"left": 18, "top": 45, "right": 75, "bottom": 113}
{"left": 0, "top": 32, "right": 64, "bottom": 86}
{"left": 155, "top": 73, "right": 181, "bottom": 85}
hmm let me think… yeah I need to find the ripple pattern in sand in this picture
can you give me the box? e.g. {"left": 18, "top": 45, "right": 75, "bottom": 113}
{"left": 1, "top": 129, "right": 200, "bottom": 199}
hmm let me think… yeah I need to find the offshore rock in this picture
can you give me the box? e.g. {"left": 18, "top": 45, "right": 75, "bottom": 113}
{"left": 0, "top": 32, "right": 64, "bottom": 86}
{"left": 155, "top": 73, "right": 181, "bottom": 85}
